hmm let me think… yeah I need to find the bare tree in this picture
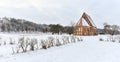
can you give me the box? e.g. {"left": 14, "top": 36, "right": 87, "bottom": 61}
{"left": 103, "top": 22, "right": 111, "bottom": 34}
{"left": 70, "top": 21, "right": 76, "bottom": 27}
{"left": 69, "top": 21, "right": 76, "bottom": 34}
{"left": 111, "top": 25, "right": 119, "bottom": 35}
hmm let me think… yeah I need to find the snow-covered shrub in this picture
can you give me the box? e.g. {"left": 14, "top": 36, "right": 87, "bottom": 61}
{"left": 117, "top": 36, "right": 120, "bottom": 43}
{"left": 61, "top": 36, "right": 70, "bottom": 45}
{"left": 41, "top": 40, "right": 48, "bottom": 49}
{"left": 76, "top": 37, "right": 83, "bottom": 42}
{"left": 47, "top": 37, "right": 55, "bottom": 47}
{"left": 13, "top": 37, "right": 38, "bottom": 53}
{"left": 55, "top": 37, "right": 61, "bottom": 46}
{"left": 99, "top": 38, "right": 104, "bottom": 41}
{"left": 114, "top": 36, "right": 120, "bottom": 43}
{"left": 17, "top": 37, "right": 30, "bottom": 53}
{"left": 9, "top": 41, "right": 14, "bottom": 45}
{"left": 107, "top": 35, "right": 116, "bottom": 42}
{"left": 9, "top": 38, "right": 15, "bottom": 45}
{"left": 29, "top": 38, "right": 38, "bottom": 51}
{"left": 112, "top": 39, "right": 116, "bottom": 42}
{"left": 70, "top": 36, "right": 77, "bottom": 43}
{"left": 12, "top": 35, "right": 83, "bottom": 54}
{"left": 3, "top": 41, "right": 6, "bottom": 45}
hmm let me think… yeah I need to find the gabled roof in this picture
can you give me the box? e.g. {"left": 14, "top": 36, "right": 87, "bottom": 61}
{"left": 76, "top": 12, "right": 96, "bottom": 27}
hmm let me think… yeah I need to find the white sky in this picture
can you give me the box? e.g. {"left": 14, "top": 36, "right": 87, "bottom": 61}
{"left": 0, "top": 0, "right": 120, "bottom": 28}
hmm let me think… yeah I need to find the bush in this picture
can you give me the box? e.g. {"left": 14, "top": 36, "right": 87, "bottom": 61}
{"left": 18, "top": 37, "right": 29, "bottom": 52}
{"left": 99, "top": 38, "right": 104, "bottom": 41}
{"left": 77, "top": 37, "right": 83, "bottom": 42}
{"left": 13, "top": 37, "right": 38, "bottom": 53}
{"left": 70, "top": 36, "right": 76, "bottom": 43}
{"left": 61, "top": 36, "right": 70, "bottom": 45}
{"left": 55, "top": 37, "right": 61, "bottom": 46}
{"left": 29, "top": 38, "right": 37, "bottom": 51}
{"left": 47, "top": 37, "right": 55, "bottom": 47}
{"left": 12, "top": 35, "right": 83, "bottom": 54}
{"left": 41, "top": 40, "right": 48, "bottom": 49}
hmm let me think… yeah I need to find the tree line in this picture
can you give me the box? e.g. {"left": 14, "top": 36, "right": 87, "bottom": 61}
{"left": 0, "top": 17, "right": 74, "bottom": 34}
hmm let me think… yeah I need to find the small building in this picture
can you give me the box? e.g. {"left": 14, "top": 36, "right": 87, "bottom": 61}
{"left": 74, "top": 12, "right": 98, "bottom": 36}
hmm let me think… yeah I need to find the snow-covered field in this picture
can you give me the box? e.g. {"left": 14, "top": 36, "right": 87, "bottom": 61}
{"left": 0, "top": 33, "right": 120, "bottom": 62}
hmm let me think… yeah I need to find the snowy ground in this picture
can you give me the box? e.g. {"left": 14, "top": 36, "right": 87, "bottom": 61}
{"left": 0, "top": 33, "right": 120, "bottom": 62}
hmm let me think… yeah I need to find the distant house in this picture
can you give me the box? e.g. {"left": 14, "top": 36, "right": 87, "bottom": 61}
{"left": 74, "top": 12, "right": 98, "bottom": 36}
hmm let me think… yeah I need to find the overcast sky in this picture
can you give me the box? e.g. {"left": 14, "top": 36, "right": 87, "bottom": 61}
{"left": 0, "top": 0, "right": 120, "bottom": 28}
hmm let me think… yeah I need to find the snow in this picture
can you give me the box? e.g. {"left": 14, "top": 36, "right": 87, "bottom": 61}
{"left": 0, "top": 33, "right": 120, "bottom": 62}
